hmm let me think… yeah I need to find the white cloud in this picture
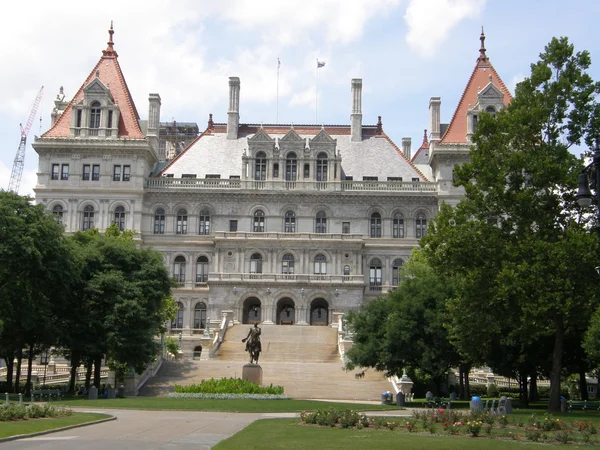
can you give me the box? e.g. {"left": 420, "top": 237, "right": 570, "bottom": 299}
{"left": 404, "top": 0, "right": 486, "bottom": 57}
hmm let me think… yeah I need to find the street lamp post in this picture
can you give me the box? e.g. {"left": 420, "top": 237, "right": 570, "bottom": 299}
{"left": 40, "top": 350, "right": 50, "bottom": 387}
{"left": 576, "top": 141, "right": 600, "bottom": 246}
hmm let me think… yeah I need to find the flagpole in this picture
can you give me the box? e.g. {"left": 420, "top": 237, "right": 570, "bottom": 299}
{"left": 276, "top": 58, "right": 280, "bottom": 124}
{"left": 315, "top": 59, "right": 319, "bottom": 123}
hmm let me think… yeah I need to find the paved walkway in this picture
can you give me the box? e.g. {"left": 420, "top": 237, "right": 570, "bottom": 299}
{"left": 1, "top": 407, "right": 413, "bottom": 450}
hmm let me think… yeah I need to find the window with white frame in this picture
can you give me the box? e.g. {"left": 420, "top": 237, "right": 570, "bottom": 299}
{"left": 196, "top": 256, "right": 208, "bottom": 283}
{"left": 194, "top": 302, "right": 207, "bottom": 329}
{"left": 416, "top": 213, "right": 427, "bottom": 238}
{"left": 176, "top": 209, "right": 188, "bottom": 235}
{"left": 172, "top": 302, "right": 184, "bottom": 328}
{"left": 82, "top": 205, "right": 94, "bottom": 231}
{"left": 52, "top": 205, "right": 64, "bottom": 223}
{"left": 250, "top": 253, "right": 263, "bottom": 274}
{"left": 154, "top": 208, "right": 165, "bottom": 234}
{"left": 51, "top": 164, "right": 60, "bottom": 180}
{"left": 370, "top": 213, "right": 382, "bottom": 238}
{"left": 114, "top": 206, "right": 125, "bottom": 231}
{"left": 315, "top": 211, "right": 327, "bottom": 233}
{"left": 392, "top": 258, "right": 404, "bottom": 286}
{"left": 282, "top": 253, "right": 295, "bottom": 274}
{"left": 284, "top": 211, "right": 296, "bottom": 233}
{"left": 199, "top": 210, "right": 210, "bottom": 235}
{"left": 90, "top": 101, "right": 101, "bottom": 129}
{"left": 173, "top": 256, "right": 186, "bottom": 283}
{"left": 253, "top": 210, "right": 265, "bottom": 232}
{"left": 393, "top": 213, "right": 405, "bottom": 238}
{"left": 316, "top": 152, "right": 328, "bottom": 181}
{"left": 255, "top": 151, "right": 266, "bottom": 180}
{"left": 285, "top": 153, "right": 297, "bottom": 181}
{"left": 369, "top": 258, "right": 382, "bottom": 289}
{"left": 314, "top": 254, "right": 327, "bottom": 275}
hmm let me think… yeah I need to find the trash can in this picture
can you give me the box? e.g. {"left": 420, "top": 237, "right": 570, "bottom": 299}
{"left": 396, "top": 392, "right": 405, "bottom": 406}
{"left": 117, "top": 385, "right": 125, "bottom": 398}
{"left": 470, "top": 396, "right": 483, "bottom": 413}
{"left": 88, "top": 386, "right": 98, "bottom": 400}
{"left": 380, "top": 391, "right": 392, "bottom": 405}
{"left": 505, "top": 397, "right": 513, "bottom": 414}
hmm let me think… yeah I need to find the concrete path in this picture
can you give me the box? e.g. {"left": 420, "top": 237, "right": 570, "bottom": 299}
{"left": 1, "top": 407, "right": 413, "bottom": 450}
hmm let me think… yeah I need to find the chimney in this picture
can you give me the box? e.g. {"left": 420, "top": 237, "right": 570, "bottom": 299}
{"left": 147, "top": 93, "right": 161, "bottom": 155}
{"left": 227, "top": 77, "right": 241, "bottom": 140}
{"left": 401, "top": 137, "right": 412, "bottom": 160}
{"left": 350, "top": 78, "right": 362, "bottom": 142}
{"left": 429, "top": 97, "right": 441, "bottom": 141}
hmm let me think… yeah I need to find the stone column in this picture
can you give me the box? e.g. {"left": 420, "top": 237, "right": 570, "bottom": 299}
{"left": 350, "top": 79, "right": 362, "bottom": 142}
{"left": 227, "top": 77, "right": 240, "bottom": 140}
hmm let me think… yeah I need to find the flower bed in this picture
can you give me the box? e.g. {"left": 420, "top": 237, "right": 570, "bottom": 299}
{"left": 299, "top": 407, "right": 600, "bottom": 444}
{"left": 174, "top": 377, "right": 285, "bottom": 395}
{"left": 166, "top": 393, "right": 291, "bottom": 400}
{"left": 0, "top": 403, "right": 72, "bottom": 421}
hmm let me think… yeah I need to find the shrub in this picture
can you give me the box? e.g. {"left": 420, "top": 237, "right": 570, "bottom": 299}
{"left": 486, "top": 384, "right": 499, "bottom": 398}
{"left": 465, "top": 420, "right": 483, "bottom": 437}
{"left": 339, "top": 410, "right": 361, "bottom": 429}
{"left": 554, "top": 429, "right": 570, "bottom": 444}
{"left": 0, "top": 404, "right": 71, "bottom": 422}
{"left": 175, "top": 377, "right": 284, "bottom": 395}
{"left": 469, "top": 384, "right": 487, "bottom": 397}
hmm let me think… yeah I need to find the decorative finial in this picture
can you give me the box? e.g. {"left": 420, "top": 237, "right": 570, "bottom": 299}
{"left": 260, "top": 121, "right": 264, "bottom": 129}
{"left": 422, "top": 129, "right": 428, "bottom": 147}
{"left": 291, "top": 122, "right": 294, "bottom": 129}
{"left": 376, "top": 116, "right": 383, "bottom": 135}
{"left": 489, "top": 74, "right": 492, "bottom": 82}
{"left": 96, "top": 70, "right": 100, "bottom": 78}
{"left": 208, "top": 113, "right": 214, "bottom": 130}
{"left": 102, "top": 21, "right": 118, "bottom": 57}
{"left": 479, "top": 26, "right": 487, "bottom": 61}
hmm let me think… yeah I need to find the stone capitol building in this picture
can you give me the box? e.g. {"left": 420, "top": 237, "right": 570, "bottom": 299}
{"left": 33, "top": 25, "right": 511, "bottom": 351}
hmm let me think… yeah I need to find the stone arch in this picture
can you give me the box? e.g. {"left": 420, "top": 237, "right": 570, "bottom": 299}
{"left": 243, "top": 297, "right": 262, "bottom": 324}
{"left": 310, "top": 298, "right": 329, "bottom": 326}
{"left": 276, "top": 297, "right": 295, "bottom": 325}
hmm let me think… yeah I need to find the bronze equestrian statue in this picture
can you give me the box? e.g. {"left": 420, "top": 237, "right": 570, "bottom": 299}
{"left": 242, "top": 323, "right": 262, "bottom": 364}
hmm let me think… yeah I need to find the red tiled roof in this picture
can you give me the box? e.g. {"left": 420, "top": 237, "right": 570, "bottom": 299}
{"left": 411, "top": 129, "right": 429, "bottom": 163}
{"left": 440, "top": 32, "right": 512, "bottom": 145}
{"left": 42, "top": 25, "right": 144, "bottom": 139}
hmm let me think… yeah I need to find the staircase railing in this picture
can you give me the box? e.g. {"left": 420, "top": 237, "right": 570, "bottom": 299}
{"left": 209, "top": 312, "right": 231, "bottom": 358}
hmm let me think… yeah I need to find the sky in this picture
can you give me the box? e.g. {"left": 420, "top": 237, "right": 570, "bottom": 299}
{"left": 2, "top": 0, "right": 600, "bottom": 196}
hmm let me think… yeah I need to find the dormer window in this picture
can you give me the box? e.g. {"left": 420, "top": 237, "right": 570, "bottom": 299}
{"left": 90, "top": 102, "right": 101, "bottom": 128}
{"left": 485, "top": 106, "right": 496, "bottom": 116}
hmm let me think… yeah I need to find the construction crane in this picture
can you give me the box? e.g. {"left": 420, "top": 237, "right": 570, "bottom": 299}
{"left": 8, "top": 86, "right": 44, "bottom": 193}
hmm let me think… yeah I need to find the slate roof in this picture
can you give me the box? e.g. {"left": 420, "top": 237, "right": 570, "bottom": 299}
{"left": 42, "top": 24, "right": 144, "bottom": 139}
{"left": 440, "top": 30, "right": 512, "bottom": 145}
{"left": 161, "top": 123, "right": 429, "bottom": 182}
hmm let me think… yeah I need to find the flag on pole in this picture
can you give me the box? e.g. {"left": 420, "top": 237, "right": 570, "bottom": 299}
{"left": 317, "top": 60, "right": 326, "bottom": 68}
{"left": 278, "top": 58, "right": 281, "bottom": 69}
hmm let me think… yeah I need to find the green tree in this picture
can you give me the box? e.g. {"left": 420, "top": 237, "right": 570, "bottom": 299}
{"left": 345, "top": 251, "right": 460, "bottom": 394}
{"left": 423, "top": 37, "right": 600, "bottom": 412}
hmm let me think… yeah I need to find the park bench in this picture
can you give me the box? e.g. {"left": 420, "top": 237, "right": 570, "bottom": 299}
{"left": 31, "top": 389, "right": 63, "bottom": 402}
{"left": 568, "top": 400, "right": 600, "bottom": 413}
{"left": 426, "top": 397, "right": 452, "bottom": 409}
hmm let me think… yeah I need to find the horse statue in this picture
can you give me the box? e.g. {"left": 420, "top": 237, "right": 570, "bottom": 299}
{"left": 242, "top": 323, "right": 262, "bottom": 364}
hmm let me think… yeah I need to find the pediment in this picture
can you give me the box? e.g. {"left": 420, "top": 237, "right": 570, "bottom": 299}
{"left": 247, "top": 128, "right": 275, "bottom": 143}
{"left": 310, "top": 129, "right": 336, "bottom": 145}
{"left": 478, "top": 82, "right": 504, "bottom": 100}
{"left": 84, "top": 78, "right": 110, "bottom": 95}
{"left": 280, "top": 128, "right": 303, "bottom": 142}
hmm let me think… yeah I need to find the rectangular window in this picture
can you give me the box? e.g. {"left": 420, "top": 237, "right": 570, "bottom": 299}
{"left": 92, "top": 165, "right": 100, "bottom": 181}
{"left": 165, "top": 174, "right": 174, "bottom": 178}
{"left": 229, "top": 220, "right": 238, "bottom": 232}
{"left": 82, "top": 164, "right": 90, "bottom": 180}
{"left": 205, "top": 174, "right": 221, "bottom": 179}
{"left": 412, "top": 177, "right": 420, "bottom": 182}
{"left": 181, "top": 174, "right": 197, "bottom": 178}
{"left": 107, "top": 110, "right": 113, "bottom": 128}
{"left": 61, "top": 164, "right": 69, "bottom": 180}
{"left": 123, "top": 165, "right": 130, "bottom": 182}
{"left": 363, "top": 176, "right": 378, "bottom": 181}
{"left": 303, "top": 163, "right": 310, "bottom": 178}
{"left": 229, "top": 175, "right": 240, "bottom": 179}
{"left": 387, "top": 177, "right": 403, "bottom": 181}
{"left": 51, "top": 164, "right": 60, "bottom": 180}
{"left": 345, "top": 176, "right": 353, "bottom": 181}
{"left": 342, "top": 222, "right": 350, "bottom": 234}
{"left": 76, "top": 109, "right": 82, "bottom": 128}
{"left": 113, "top": 165, "right": 121, "bottom": 182}
{"left": 273, "top": 163, "right": 279, "bottom": 178}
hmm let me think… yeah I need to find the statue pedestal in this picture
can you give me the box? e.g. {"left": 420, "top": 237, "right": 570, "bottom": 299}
{"left": 242, "top": 363, "right": 263, "bottom": 384}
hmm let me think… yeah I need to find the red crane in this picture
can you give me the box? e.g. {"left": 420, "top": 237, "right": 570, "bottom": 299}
{"left": 8, "top": 86, "right": 44, "bottom": 193}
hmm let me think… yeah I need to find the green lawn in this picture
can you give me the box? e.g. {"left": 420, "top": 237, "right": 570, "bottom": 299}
{"left": 213, "top": 418, "right": 590, "bottom": 449}
{"left": 55, "top": 397, "right": 401, "bottom": 412}
{"left": 0, "top": 412, "right": 111, "bottom": 439}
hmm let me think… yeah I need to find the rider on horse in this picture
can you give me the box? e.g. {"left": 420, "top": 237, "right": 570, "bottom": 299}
{"left": 242, "top": 323, "right": 262, "bottom": 363}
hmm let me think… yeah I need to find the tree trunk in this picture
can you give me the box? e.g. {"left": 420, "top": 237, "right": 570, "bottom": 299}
{"left": 93, "top": 355, "right": 102, "bottom": 388}
{"left": 548, "top": 323, "right": 564, "bottom": 413}
{"left": 14, "top": 349, "right": 23, "bottom": 393}
{"left": 597, "top": 370, "right": 600, "bottom": 400}
{"left": 85, "top": 358, "right": 92, "bottom": 389}
{"left": 465, "top": 368, "right": 471, "bottom": 399}
{"left": 25, "top": 342, "right": 35, "bottom": 397}
{"left": 3, "top": 356, "right": 14, "bottom": 393}
{"left": 459, "top": 365, "right": 465, "bottom": 400}
{"left": 520, "top": 373, "right": 529, "bottom": 407}
{"left": 69, "top": 350, "right": 80, "bottom": 393}
{"left": 579, "top": 370, "right": 589, "bottom": 401}
{"left": 529, "top": 372, "right": 538, "bottom": 403}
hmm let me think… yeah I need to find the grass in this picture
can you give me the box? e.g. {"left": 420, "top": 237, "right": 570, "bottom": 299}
{"left": 0, "top": 412, "right": 110, "bottom": 439}
{"left": 214, "top": 418, "right": 575, "bottom": 449}
{"left": 55, "top": 397, "right": 401, "bottom": 412}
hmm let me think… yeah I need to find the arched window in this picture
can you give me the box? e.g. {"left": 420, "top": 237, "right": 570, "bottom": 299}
{"left": 284, "top": 211, "right": 296, "bottom": 233}
{"left": 343, "top": 265, "right": 350, "bottom": 276}
{"left": 369, "top": 258, "right": 382, "bottom": 291}
{"left": 114, "top": 205, "right": 125, "bottom": 231}
{"left": 250, "top": 253, "right": 263, "bottom": 275}
{"left": 173, "top": 256, "right": 186, "bottom": 283}
{"left": 255, "top": 151, "right": 266, "bottom": 181}
{"left": 416, "top": 213, "right": 427, "bottom": 238}
{"left": 199, "top": 209, "right": 210, "bottom": 235}
{"left": 90, "top": 101, "right": 101, "bottom": 129}
{"left": 285, "top": 152, "right": 297, "bottom": 181}
{"left": 253, "top": 210, "right": 265, "bottom": 232}
{"left": 314, "top": 254, "right": 327, "bottom": 275}
{"left": 316, "top": 152, "right": 328, "bottom": 181}
{"left": 82, "top": 205, "right": 94, "bottom": 231}
{"left": 154, "top": 208, "right": 165, "bottom": 234}
{"left": 370, "top": 213, "right": 382, "bottom": 238}
{"left": 194, "top": 302, "right": 207, "bottom": 329}
{"left": 485, "top": 106, "right": 496, "bottom": 116}
{"left": 176, "top": 209, "right": 188, "bottom": 235}
{"left": 196, "top": 256, "right": 208, "bottom": 283}
{"left": 392, "top": 258, "right": 404, "bottom": 286}
{"left": 282, "top": 253, "right": 295, "bottom": 274}
{"left": 315, "top": 211, "right": 327, "bottom": 233}
{"left": 393, "top": 213, "right": 404, "bottom": 238}
{"left": 172, "top": 302, "right": 184, "bottom": 329}
{"left": 52, "top": 205, "right": 64, "bottom": 223}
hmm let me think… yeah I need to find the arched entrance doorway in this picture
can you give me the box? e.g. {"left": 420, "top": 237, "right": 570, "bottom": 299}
{"left": 277, "top": 298, "right": 295, "bottom": 325}
{"left": 243, "top": 297, "right": 261, "bottom": 324}
{"left": 193, "top": 345, "right": 203, "bottom": 360}
{"left": 310, "top": 298, "right": 329, "bottom": 326}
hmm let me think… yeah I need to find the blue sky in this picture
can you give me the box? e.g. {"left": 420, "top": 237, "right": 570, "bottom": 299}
{"left": 2, "top": 0, "right": 600, "bottom": 196}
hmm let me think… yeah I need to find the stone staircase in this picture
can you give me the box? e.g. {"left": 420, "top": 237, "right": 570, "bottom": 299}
{"left": 140, "top": 324, "right": 393, "bottom": 401}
